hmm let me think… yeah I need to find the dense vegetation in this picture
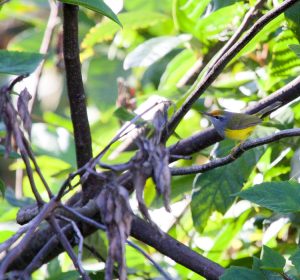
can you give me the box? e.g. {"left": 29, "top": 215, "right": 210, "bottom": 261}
{"left": 1, "top": 0, "right": 300, "bottom": 279}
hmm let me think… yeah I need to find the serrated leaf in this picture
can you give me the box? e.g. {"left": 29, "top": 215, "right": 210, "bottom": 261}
{"left": 0, "top": 178, "right": 5, "bottom": 197}
{"left": 289, "top": 44, "right": 300, "bottom": 58}
{"left": 124, "top": 34, "right": 192, "bottom": 70}
{"left": 260, "top": 246, "right": 285, "bottom": 273}
{"left": 236, "top": 181, "right": 300, "bottom": 214}
{"left": 0, "top": 50, "right": 44, "bottom": 75}
{"left": 113, "top": 107, "right": 136, "bottom": 122}
{"left": 191, "top": 147, "right": 264, "bottom": 232}
{"left": 290, "top": 249, "right": 300, "bottom": 274}
{"left": 58, "top": 0, "right": 121, "bottom": 27}
{"left": 268, "top": 29, "right": 300, "bottom": 78}
{"left": 81, "top": 12, "right": 168, "bottom": 49}
{"left": 220, "top": 266, "right": 265, "bottom": 280}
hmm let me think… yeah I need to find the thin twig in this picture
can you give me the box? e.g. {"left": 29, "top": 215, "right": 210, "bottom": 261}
{"left": 126, "top": 240, "right": 173, "bottom": 280}
{"left": 56, "top": 215, "right": 84, "bottom": 266}
{"left": 48, "top": 216, "right": 90, "bottom": 280}
{"left": 171, "top": 128, "right": 300, "bottom": 176}
{"left": 61, "top": 205, "right": 172, "bottom": 280}
{"left": 165, "top": 0, "right": 298, "bottom": 139}
{"left": 22, "top": 135, "right": 53, "bottom": 198}
{"left": 23, "top": 223, "right": 73, "bottom": 274}
{"left": 0, "top": 224, "right": 29, "bottom": 253}
{"left": 206, "top": 0, "right": 265, "bottom": 76}
{"left": 0, "top": 200, "right": 58, "bottom": 277}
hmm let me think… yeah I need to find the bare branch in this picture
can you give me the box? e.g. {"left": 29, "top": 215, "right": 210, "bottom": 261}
{"left": 169, "top": 76, "right": 300, "bottom": 158}
{"left": 171, "top": 128, "right": 300, "bottom": 176}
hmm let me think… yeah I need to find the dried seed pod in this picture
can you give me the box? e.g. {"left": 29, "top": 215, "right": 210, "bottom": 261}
{"left": 96, "top": 183, "right": 132, "bottom": 280}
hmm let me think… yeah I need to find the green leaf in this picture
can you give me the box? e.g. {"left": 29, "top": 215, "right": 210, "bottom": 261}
{"left": 173, "top": 0, "right": 211, "bottom": 34}
{"left": 206, "top": 209, "right": 251, "bottom": 265}
{"left": 159, "top": 49, "right": 197, "bottom": 90}
{"left": 46, "top": 271, "right": 80, "bottom": 280}
{"left": 0, "top": 50, "right": 44, "bottom": 75}
{"left": 124, "top": 35, "right": 191, "bottom": 70}
{"left": 236, "top": 181, "right": 300, "bottom": 214}
{"left": 81, "top": 11, "right": 168, "bottom": 49}
{"left": 290, "top": 249, "right": 300, "bottom": 274}
{"left": 194, "top": 3, "right": 245, "bottom": 42}
{"left": 268, "top": 29, "right": 300, "bottom": 78}
{"left": 58, "top": 0, "right": 121, "bottom": 27}
{"left": 220, "top": 266, "right": 265, "bottom": 280}
{"left": 0, "top": 178, "right": 5, "bottom": 197}
{"left": 260, "top": 245, "right": 286, "bottom": 272}
{"left": 113, "top": 107, "right": 136, "bottom": 122}
{"left": 191, "top": 147, "right": 264, "bottom": 232}
{"left": 289, "top": 44, "right": 300, "bottom": 58}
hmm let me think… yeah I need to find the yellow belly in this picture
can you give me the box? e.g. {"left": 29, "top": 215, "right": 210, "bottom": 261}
{"left": 224, "top": 127, "right": 255, "bottom": 141}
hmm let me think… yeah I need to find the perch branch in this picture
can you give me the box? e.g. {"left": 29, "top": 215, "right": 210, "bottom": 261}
{"left": 165, "top": 0, "right": 298, "bottom": 138}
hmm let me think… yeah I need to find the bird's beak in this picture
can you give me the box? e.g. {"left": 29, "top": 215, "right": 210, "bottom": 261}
{"left": 200, "top": 111, "right": 211, "bottom": 117}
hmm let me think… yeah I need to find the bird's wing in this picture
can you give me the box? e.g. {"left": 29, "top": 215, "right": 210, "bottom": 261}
{"left": 227, "top": 113, "right": 262, "bottom": 130}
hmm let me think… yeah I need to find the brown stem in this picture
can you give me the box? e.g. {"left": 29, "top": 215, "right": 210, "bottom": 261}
{"left": 62, "top": 5, "right": 93, "bottom": 170}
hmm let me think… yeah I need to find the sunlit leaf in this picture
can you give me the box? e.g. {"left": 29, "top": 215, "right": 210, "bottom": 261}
{"left": 268, "top": 29, "right": 300, "bottom": 78}
{"left": 159, "top": 49, "right": 197, "bottom": 90}
{"left": 81, "top": 12, "right": 168, "bottom": 49}
{"left": 124, "top": 34, "right": 192, "bottom": 69}
{"left": 0, "top": 50, "right": 43, "bottom": 75}
{"left": 58, "top": 0, "right": 121, "bottom": 27}
{"left": 236, "top": 181, "right": 300, "bottom": 214}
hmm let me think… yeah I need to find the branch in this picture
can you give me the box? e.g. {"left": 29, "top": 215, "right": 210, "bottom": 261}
{"left": 171, "top": 128, "right": 300, "bottom": 176}
{"left": 165, "top": 0, "right": 298, "bottom": 138}
{"left": 62, "top": 4, "right": 93, "bottom": 170}
{"left": 169, "top": 76, "right": 300, "bottom": 158}
{"left": 8, "top": 202, "right": 225, "bottom": 280}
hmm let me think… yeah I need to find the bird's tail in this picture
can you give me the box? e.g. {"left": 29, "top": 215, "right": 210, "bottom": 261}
{"left": 256, "top": 101, "right": 282, "bottom": 119}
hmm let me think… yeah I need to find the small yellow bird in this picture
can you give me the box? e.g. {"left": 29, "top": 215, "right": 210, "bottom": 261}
{"left": 202, "top": 102, "right": 281, "bottom": 141}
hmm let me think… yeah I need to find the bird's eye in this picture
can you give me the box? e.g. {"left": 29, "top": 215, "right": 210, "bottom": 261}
{"left": 214, "top": 115, "right": 221, "bottom": 120}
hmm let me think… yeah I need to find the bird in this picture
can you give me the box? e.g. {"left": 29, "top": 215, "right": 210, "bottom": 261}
{"left": 202, "top": 102, "right": 281, "bottom": 141}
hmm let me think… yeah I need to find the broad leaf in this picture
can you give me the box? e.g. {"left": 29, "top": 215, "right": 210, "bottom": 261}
{"left": 124, "top": 35, "right": 191, "bottom": 69}
{"left": 58, "top": 0, "right": 121, "bottom": 26}
{"left": 0, "top": 50, "right": 43, "bottom": 75}
{"left": 236, "top": 181, "right": 300, "bottom": 214}
{"left": 220, "top": 266, "right": 265, "bottom": 280}
{"left": 81, "top": 12, "right": 168, "bottom": 49}
{"left": 260, "top": 245, "right": 285, "bottom": 273}
{"left": 290, "top": 249, "right": 300, "bottom": 274}
{"left": 268, "top": 29, "right": 300, "bottom": 78}
{"left": 191, "top": 147, "right": 264, "bottom": 232}
{"left": 159, "top": 49, "right": 197, "bottom": 90}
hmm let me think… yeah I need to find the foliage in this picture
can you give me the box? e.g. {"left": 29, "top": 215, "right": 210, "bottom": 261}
{"left": 1, "top": 0, "right": 300, "bottom": 279}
